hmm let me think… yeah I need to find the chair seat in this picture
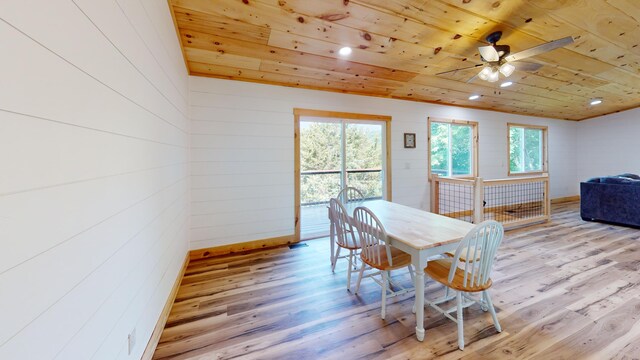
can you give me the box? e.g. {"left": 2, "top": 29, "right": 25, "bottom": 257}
{"left": 361, "top": 245, "right": 411, "bottom": 271}
{"left": 424, "top": 259, "right": 492, "bottom": 293}
{"left": 444, "top": 247, "right": 482, "bottom": 262}
{"left": 337, "top": 240, "right": 361, "bottom": 250}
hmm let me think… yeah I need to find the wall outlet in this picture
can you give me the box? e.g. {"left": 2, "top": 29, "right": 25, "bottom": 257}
{"left": 128, "top": 328, "right": 136, "bottom": 355}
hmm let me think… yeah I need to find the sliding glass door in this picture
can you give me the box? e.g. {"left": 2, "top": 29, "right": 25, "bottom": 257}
{"left": 299, "top": 118, "right": 386, "bottom": 240}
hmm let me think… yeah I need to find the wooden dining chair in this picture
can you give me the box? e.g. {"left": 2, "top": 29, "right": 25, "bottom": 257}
{"left": 328, "top": 187, "right": 363, "bottom": 269}
{"left": 329, "top": 198, "right": 361, "bottom": 291}
{"left": 424, "top": 220, "right": 504, "bottom": 350}
{"left": 352, "top": 206, "right": 414, "bottom": 320}
{"left": 336, "top": 186, "right": 365, "bottom": 203}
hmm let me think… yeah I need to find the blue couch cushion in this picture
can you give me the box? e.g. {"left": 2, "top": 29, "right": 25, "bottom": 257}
{"left": 601, "top": 176, "right": 640, "bottom": 185}
{"left": 618, "top": 173, "right": 640, "bottom": 180}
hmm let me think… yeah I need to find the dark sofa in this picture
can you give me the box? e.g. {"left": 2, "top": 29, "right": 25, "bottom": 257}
{"left": 580, "top": 173, "right": 640, "bottom": 228}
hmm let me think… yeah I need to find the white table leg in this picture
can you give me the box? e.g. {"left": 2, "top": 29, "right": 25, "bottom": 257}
{"left": 413, "top": 251, "right": 428, "bottom": 342}
{"left": 415, "top": 271, "right": 425, "bottom": 341}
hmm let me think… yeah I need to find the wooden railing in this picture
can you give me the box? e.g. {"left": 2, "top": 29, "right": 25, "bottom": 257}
{"left": 300, "top": 169, "right": 382, "bottom": 206}
{"left": 431, "top": 173, "right": 550, "bottom": 228}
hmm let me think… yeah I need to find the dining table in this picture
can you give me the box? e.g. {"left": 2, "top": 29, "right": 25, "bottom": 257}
{"left": 340, "top": 199, "right": 476, "bottom": 341}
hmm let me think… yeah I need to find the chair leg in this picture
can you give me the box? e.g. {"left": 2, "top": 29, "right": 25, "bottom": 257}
{"left": 481, "top": 291, "right": 489, "bottom": 312}
{"left": 484, "top": 290, "right": 502, "bottom": 333}
{"left": 407, "top": 265, "right": 415, "bottom": 284}
{"left": 456, "top": 291, "right": 464, "bottom": 350}
{"left": 381, "top": 271, "right": 388, "bottom": 320}
{"left": 346, "top": 250, "right": 354, "bottom": 291}
{"left": 331, "top": 246, "right": 341, "bottom": 273}
{"left": 329, "top": 221, "right": 335, "bottom": 268}
{"left": 354, "top": 262, "right": 366, "bottom": 294}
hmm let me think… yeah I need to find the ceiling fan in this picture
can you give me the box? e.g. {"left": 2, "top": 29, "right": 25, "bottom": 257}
{"left": 436, "top": 31, "right": 574, "bottom": 83}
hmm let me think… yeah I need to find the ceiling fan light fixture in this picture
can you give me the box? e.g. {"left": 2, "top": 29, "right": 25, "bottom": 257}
{"left": 338, "top": 46, "right": 352, "bottom": 56}
{"left": 478, "top": 66, "right": 492, "bottom": 80}
{"left": 487, "top": 69, "right": 500, "bottom": 82}
{"left": 499, "top": 62, "right": 516, "bottom": 77}
{"left": 590, "top": 98, "right": 603, "bottom": 106}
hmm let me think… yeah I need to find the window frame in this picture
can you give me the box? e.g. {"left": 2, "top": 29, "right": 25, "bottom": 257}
{"left": 507, "top": 123, "right": 548, "bottom": 176}
{"left": 427, "top": 117, "right": 479, "bottom": 180}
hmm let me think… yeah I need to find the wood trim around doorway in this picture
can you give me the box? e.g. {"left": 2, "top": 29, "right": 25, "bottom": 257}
{"left": 293, "top": 108, "right": 392, "bottom": 242}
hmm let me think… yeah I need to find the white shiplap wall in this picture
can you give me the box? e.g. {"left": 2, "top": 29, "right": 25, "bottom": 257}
{"left": 0, "top": 0, "right": 189, "bottom": 359}
{"left": 189, "top": 76, "right": 579, "bottom": 251}
{"left": 577, "top": 107, "right": 640, "bottom": 181}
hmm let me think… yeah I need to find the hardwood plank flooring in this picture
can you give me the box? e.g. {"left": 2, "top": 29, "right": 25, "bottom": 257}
{"left": 153, "top": 202, "right": 640, "bottom": 359}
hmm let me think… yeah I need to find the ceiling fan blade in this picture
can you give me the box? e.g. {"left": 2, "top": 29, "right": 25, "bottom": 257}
{"left": 466, "top": 73, "right": 479, "bottom": 83}
{"left": 513, "top": 61, "right": 543, "bottom": 72}
{"left": 504, "top": 36, "right": 574, "bottom": 62}
{"left": 435, "top": 64, "right": 483, "bottom": 76}
{"left": 478, "top": 46, "right": 500, "bottom": 62}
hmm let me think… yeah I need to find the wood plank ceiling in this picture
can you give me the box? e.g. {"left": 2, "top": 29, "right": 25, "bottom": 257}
{"left": 169, "top": 0, "right": 640, "bottom": 120}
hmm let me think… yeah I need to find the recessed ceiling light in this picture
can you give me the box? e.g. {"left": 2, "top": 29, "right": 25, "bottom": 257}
{"left": 590, "top": 98, "right": 603, "bottom": 106}
{"left": 338, "top": 46, "right": 352, "bottom": 56}
{"left": 500, "top": 81, "right": 513, "bottom": 88}
{"left": 468, "top": 94, "right": 481, "bottom": 100}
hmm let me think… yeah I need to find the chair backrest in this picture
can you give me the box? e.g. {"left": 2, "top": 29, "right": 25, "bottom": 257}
{"left": 353, "top": 206, "right": 393, "bottom": 267}
{"left": 449, "top": 220, "right": 504, "bottom": 288}
{"left": 336, "top": 187, "right": 365, "bottom": 203}
{"left": 329, "top": 198, "right": 358, "bottom": 248}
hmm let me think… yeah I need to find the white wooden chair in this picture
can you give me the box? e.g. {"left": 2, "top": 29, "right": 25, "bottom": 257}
{"left": 424, "top": 220, "right": 504, "bottom": 350}
{"left": 336, "top": 186, "right": 365, "bottom": 203}
{"left": 352, "top": 206, "right": 414, "bottom": 320}
{"left": 328, "top": 187, "right": 363, "bottom": 269}
{"left": 329, "top": 198, "right": 361, "bottom": 291}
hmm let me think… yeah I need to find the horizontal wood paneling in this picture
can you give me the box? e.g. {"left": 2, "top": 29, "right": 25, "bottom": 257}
{"left": 191, "top": 134, "right": 291, "bottom": 149}
{"left": 0, "top": 0, "right": 188, "bottom": 131}
{"left": 0, "top": 0, "right": 189, "bottom": 358}
{"left": 191, "top": 218, "right": 293, "bottom": 243}
{"left": 191, "top": 173, "right": 293, "bottom": 189}
{"left": 191, "top": 148, "right": 294, "bottom": 163}
{"left": 0, "top": 110, "right": 186, "bottom": 195}
{"left": 188, "top": 83, "right": 296, "bottom": 250}
{"left": 191, "top": 196, "right": 292, "bottom": 216}
{"left": 191, "top": 120, "right": 291, "bottom": 137}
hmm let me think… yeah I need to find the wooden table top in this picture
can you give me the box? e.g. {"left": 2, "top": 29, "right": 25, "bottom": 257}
{"left": 343, "top": 200, "right": 475, "bottom": 250}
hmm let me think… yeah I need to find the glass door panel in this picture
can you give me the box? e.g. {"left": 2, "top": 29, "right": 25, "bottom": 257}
{"left": 300, "top": 118, "right": 386, "bottom": 240}
{"left": 300, "top": 120, "right": 343, "bottom": 239}
{"left": 345, "top": 122, "right": 384, "bottom": 200}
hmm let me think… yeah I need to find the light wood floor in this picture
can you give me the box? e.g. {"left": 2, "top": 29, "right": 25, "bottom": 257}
{"left": 153, "top": 202, "right": 640, "bottom": 359}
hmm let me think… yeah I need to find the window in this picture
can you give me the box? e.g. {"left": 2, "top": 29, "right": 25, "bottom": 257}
{"left": 508, "top": 123, "right": 547, "bottom": 175}
{"left": 428, "top": 118, "right": 478, "bottom": 178}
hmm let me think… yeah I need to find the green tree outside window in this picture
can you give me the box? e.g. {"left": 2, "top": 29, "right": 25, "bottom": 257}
{"left": 300, "top": 121, "right": 384, "bottom": 204}
{"left": 430, "top": 121, "right": 474, "bottom": 177}
{"left": 509, "top": 126, "right": 544, "bottom": 173}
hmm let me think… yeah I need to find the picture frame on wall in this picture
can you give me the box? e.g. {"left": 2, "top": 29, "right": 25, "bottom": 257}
{"left": 404, "top": 133, "right": 416, "bottom": 148}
